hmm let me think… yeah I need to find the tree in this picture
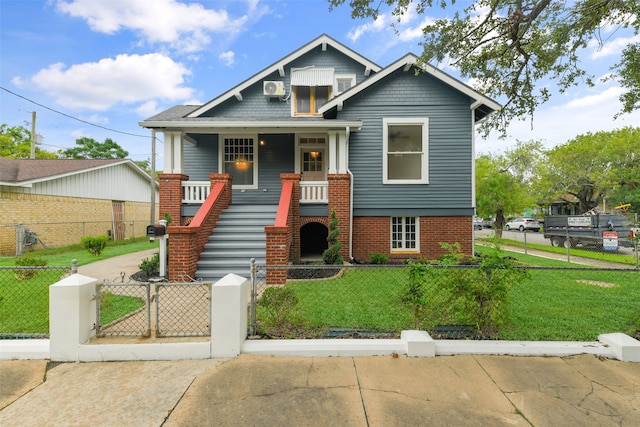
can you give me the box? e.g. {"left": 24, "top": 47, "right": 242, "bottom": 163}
{"left": 475, "top": 140, "right": 542, "bottom": 235}
{"left": 539, "top": 127, "right": 640, "bottom": 213}
{"left": 323, "top": 210, "right": 344, "bottom": 265}
{"left": 0, "top": 124, "right": 57, "bottom": 159}
{"left": 328, "top": 0, "right": 639, "bottom": 135}
{"left": 59, "top": 137, "right": 128, "bottom": 159}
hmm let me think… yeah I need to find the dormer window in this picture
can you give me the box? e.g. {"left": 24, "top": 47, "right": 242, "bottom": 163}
{"left": 294, "top": 86, "right": 331, "bottom": 115}
{"left": 291, "top": 67, "right": 334, "bottom": 116}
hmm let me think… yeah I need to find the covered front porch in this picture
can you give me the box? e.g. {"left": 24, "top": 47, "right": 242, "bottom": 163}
{"left": 156, "top": 124, "right": 356, "bottom": 282}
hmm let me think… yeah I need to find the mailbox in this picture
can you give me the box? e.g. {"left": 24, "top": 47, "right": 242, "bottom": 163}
{"left": 146, "top": 224, "right": 166, "bottom": 238}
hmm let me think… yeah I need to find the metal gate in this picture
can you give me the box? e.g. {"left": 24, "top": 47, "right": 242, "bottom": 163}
{"left": 96, "top": 281, "right": 212, "bottom": 338}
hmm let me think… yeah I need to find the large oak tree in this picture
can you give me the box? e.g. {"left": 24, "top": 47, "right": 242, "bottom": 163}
{"left": 329, "top": 0, "right": 639, "bottom": 135}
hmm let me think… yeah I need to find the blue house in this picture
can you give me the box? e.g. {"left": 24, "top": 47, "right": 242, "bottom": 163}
{"left": 139, "top": 34, "right": 499, "bottom": 282}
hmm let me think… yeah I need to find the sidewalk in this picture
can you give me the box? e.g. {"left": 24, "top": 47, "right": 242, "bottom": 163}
{"left": 77, "top": 247, "right": 159, "bottom": 282}
{"left": 2, "top": 354, "right": 640, "bottom": 426}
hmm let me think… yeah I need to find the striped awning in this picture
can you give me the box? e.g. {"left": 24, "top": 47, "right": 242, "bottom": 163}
{"left": 290, "top": 68, "right": 334, "bottom": 86}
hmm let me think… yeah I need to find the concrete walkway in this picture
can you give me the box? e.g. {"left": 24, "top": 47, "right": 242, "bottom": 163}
{"left": 77, "top": 247, "right": 159, "bottom": 282}
{"left": 2, "top": 354, "right": 640, "bottom": 426}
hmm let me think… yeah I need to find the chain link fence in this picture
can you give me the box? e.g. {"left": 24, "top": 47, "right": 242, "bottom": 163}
{"left": 0, "top": 220, "right": 152, "bottom": 257}
{"left": 96, "top": 279, "right": 211, "bottom": 338}
{"left": 249, "top": 262, "right": 640, "bottom": 341}
{"left": 0, "top": 265, "right": 72, "bottom": 339}
{"left": 473, "top": 212, "right": 639, "bottom": 269}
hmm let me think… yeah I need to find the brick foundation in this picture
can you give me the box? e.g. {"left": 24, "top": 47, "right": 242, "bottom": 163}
{"left": 352, "top": 216, "right": 473, "bottom": 263}
{"left": 327, "top": 174, "right": 351, "bottom": 260}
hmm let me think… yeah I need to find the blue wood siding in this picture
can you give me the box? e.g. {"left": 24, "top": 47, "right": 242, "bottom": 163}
{"left": 232, "top": 134, "right": 294, "bottom": 204}
{"left": 183, "top": 134, "right": 219, "bottom": 181}
{"left": 339, "top": 70, "right": 475, "bottom": 216}
{"left": 202, "top": 45, "right": 372, "bottom": 118}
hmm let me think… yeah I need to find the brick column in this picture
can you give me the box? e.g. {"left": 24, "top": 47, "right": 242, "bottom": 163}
{"left": 281, "top": 173, "right": 300, "bottom": 264}
{"left": 328, "top": 173, "right": 351, "bottom": 260}
{"left": 159, "top": 173, "right": 188, "bottom": 225}
{"left": 209, "top": 173, "right": 233, "bottom": 207}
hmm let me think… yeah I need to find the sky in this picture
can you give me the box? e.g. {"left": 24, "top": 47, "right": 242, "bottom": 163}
{"left": 1, "top": 0, "right": 638, "bottom": 170}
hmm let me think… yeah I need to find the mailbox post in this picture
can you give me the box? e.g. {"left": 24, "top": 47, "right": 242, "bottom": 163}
{"left": 146, "top": 219, "right": 168, "bottom": 277}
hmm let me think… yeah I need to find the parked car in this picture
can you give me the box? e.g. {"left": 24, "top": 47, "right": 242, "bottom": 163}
{"left": 473, "top": 216, "right": 484, "bottom": 230}
{"left": 505, "top": 217, "right": 541, "bottom": 232}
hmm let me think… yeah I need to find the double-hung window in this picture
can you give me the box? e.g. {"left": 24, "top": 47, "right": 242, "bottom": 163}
{"left": 222, "top": 136, "right": 256, "bottom": 188}
{"left": 383, "top": 118, "right": 429, "bottom": 184}
{"left": 391, "top": 217, "right": 419, "bottom": 252}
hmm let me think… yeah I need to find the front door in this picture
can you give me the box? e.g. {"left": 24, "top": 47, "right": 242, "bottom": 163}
{"left": 300, "top": 149, "right": 325, "bottom": 181}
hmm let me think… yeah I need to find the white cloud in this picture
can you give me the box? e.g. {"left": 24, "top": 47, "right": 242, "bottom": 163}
{"left": 55, "top": 0, "right": 250, "bottom": 52}
{"left": 219, "top": 51, "right": 235, "bottom": 67}
{"left": 135, "top": 101, "right": 159, "bottom": 118}
{"left": 589, "top": 35, "right": 640, "bottom": 59}
{"left": 347, "top": 15, "right": 388, "bottom": 42}
{"left": 25, "top": 53, "right": 194, "bottom": 111}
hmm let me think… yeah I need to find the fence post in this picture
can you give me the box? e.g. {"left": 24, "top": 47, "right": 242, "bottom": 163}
{"left": 15, "top": 223, "right": 24, "bottom": 257}
{"left": 523, "top": 229, "right": 527, "bottom": 255}
{"left": 249, "top": 258, "right": 257, "bottom": 336}
{"left": 566, "top": 227, "right": 571, "bottom": 263}
{"left": 211, "top": 273, "right": 248, "bottom": 357}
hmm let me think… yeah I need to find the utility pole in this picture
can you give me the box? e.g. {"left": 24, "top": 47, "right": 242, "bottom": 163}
{"left": 30, "top": 111, "right": 36, "bottom": 159}
{"left": 150, "top": 129, "right": 156, "bottom": 224}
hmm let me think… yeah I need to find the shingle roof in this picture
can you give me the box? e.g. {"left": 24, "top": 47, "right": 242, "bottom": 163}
{"left": 0, "top": 158, "right": 128, "bottom": 184}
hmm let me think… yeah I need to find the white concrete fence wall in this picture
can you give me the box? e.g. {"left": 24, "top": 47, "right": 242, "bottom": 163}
{"left": 2, "top": 273, "right": 640, "bottom": 362}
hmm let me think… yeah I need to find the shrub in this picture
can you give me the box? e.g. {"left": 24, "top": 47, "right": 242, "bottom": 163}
{"left": 139, "top": 252, "right": 160, "bottom": 277}
{"left": 81, "top": 235, "right": 110, "bottom": 256}
{"left": 369, "top": 252, "right": 389, "bottom": 264}
{"left": 323, "top": 210, "right": 343, "bottom": 265}
{"left": 14, "top": 256, "right": 47, "bottom": 281}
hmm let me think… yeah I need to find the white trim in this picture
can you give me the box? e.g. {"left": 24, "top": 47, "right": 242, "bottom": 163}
{"left": 319, "top": 53, "right": 501, "bottom": 119}
{"left": 141, "top": 119, "right": 362, "bottom": 131}
{"left": 382, "top": 117, "right": 429, "bottom": 185}
{"left": 219, "top": 135, "right": 259, "bottom": 189}
{"left": 187, "top": 34, "right": 381, "bottom": 118}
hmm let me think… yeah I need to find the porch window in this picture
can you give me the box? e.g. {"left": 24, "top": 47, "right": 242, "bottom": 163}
{"left": 383, "top": 118, "right": 429, "bottom": 184}
{"left": 391, "top": 217, "right": 418, "bottom": 252}
{"left": 223, "top": 137, "right": 256, "bottom": 187}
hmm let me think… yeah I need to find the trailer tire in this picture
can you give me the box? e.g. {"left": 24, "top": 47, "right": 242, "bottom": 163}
{"left": 550, "top": 237, "right": 564, "bottom": 247}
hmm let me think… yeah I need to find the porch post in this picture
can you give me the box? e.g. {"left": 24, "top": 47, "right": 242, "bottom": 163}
{"left": 328, "top": 131, "right": 337, "bottom": 174}
{"left": 337, "top": 130, "right": 348, "bottom": 174}
{"left": 163, "top": 132, "right": 183, "bottom": 174}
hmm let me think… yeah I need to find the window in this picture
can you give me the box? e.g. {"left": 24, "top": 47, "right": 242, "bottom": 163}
{"left": 334, "top": 74, "right": 355, "bottom": 95}
{"left": 294, "top": 86, "right": 331, "bottom": 115}
{"left": 222, "top": 137, "right": 256, "bottom": 188}
{"left": 383, "top": 118, "right": 429, "bottom": 184}
{"left": 391, "top": 217, "right": 419, "bottom": 252}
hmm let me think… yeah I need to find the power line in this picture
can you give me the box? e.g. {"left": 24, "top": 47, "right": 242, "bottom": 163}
{"left": 1, "top": 86, "right": 157, "bottom": 139}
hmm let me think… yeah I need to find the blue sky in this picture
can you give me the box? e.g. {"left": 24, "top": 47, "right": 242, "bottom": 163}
{"left": 1, "top": 0, "right": 638, "bottom": 170}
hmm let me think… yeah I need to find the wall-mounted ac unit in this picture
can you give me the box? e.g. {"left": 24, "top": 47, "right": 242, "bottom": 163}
{"left": 263, "top": 81, "right": 285, "bottom": 96}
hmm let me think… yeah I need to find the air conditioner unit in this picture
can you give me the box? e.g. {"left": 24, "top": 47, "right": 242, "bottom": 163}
{"left": 263, "top": 81, "right": 285, "bottom": 96}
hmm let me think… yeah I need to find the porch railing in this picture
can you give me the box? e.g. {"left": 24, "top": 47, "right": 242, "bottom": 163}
{"left": 300, "top": 181, "right": 328, "bottom": 203}
{"left": 182, "top": 181, "right": 328, "bottom": 204}
{"left": 182, "top": 181, "right": 210, "bottom": 203}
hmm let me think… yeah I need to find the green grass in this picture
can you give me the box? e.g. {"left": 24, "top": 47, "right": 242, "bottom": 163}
{"left": 0, "top": 238, "right": 158, "bottom": 267}
{"left": 0, "top": 238, "right": 158, "bottom": 335}
{"left": 99, "top": 291, "right": 146, "bottom": 326}
{"left": 478, "top": 237, "right": 637, "bottom": 266}
{"left": 259, "top": 247, "right": 640, "bottom": 341}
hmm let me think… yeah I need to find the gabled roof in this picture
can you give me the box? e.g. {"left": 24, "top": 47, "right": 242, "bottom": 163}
{"left": 318, "top": 53, "right": 501, "bottom": 122}
{"left": 0, "top": 158, "right": 152, "bottom": 187}
{"left": 186, "top": 34, "right": 382, "bottom": 118}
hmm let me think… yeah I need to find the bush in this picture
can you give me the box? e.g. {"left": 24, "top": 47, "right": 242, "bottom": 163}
{"left": 81, "top": 235, "right": 110, "bottom": 256}
{"left": 139, "top": 252, "right": 160, "bottom": 277}
{"left": 323, "top": 210, "right": 343, "bottom": 265}
{"left": 369, "top": 252, "right": 389, "bottom": 264}
{"left": 14, "top": 256, "right": 47, "bottom": 281}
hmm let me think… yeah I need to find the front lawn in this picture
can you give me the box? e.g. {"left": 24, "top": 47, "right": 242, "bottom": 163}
{"left": 257, "top": 247, "right": 640, "bottom": 341}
